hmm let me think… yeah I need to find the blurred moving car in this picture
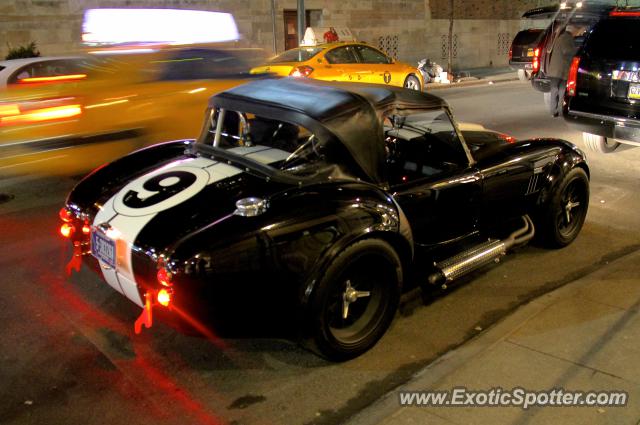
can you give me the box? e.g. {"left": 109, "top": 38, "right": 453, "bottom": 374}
{"left": 0, "top": 47, "right": 265, "bottom": 177}
{"left": 0, "top": 56, "right": 88, "bottom": 89}
{"left": 60, "top": 78, "right": 589, "bottom": 360}
{"left": 0, "top": 8, "right": 265, "bottom": 177}
{"left": 563, "top": 8, "right": 640, "bottom": 153}
{"left": 251, "top": 28, "right": 423, "bottom": 91}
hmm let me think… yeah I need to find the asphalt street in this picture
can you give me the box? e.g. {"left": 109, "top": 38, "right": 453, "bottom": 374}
{"left": 1, "top": 79, "right": 638, "bottom": 425}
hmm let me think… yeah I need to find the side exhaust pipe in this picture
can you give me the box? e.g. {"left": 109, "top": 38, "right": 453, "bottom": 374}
{"left": 427, "top": 215, "right": 535, "bottom": 287}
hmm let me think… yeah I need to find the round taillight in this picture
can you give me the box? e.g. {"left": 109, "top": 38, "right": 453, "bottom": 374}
{"left": 157, "top": 289, "right": 172, "bottom": 307}
{"left": 60, "top": 223, "right": 74, "bottom": 238}
{"left": 59, "top": 207, "right": 72, "bottom": 222}
{"left": 157, "top": 268, "right": 172, "bottom": 287}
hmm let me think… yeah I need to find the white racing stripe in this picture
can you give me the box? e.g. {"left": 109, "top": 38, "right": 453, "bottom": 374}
{"left": 90, "top": 146, "right": 289, "bottom": 308}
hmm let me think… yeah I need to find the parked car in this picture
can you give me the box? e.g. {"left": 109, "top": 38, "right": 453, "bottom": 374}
{"left": 563, "top": 8, "right": 640, "bottom": 153}
{"left": 510, "top": 29, "right": 544, "bottom": 81}
{"left": 0, "top": 56, "right": 87, "bottom": 89}
{"left": 60, "top": 78, "right": 589, "bottom": 360}
{"left": 529, "top": 1, "right": 614, "bottom": 112}
{"left": 0, "top": 46, "right": 264, "bottom": 176}
{"left": 251, "top": 42, "right": 424, "bottom": 91}
{"left": 509, "top": 5, "right": 555, "bottom": 81}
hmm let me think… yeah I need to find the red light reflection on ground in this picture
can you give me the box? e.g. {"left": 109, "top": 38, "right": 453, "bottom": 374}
{"left": 38, "top": 269, "right": 228, "bottom": 425}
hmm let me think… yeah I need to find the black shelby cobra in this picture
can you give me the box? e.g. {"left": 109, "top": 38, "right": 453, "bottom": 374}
{"left": 61, "top": 78, "right": 590, "bottom": 360}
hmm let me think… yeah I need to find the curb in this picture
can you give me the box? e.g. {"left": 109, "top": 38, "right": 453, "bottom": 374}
{"left": 427, "top": 76, "right": 520, "bottom": 90}
{"left": 344, "top": 246, "right": 640, "bottom": 425}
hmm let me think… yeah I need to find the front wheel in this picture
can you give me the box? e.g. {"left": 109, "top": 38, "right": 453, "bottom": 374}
{"left": 404, "top": 75, "right": 422, "bottom": 91}
{"left": 583, "top": 132, "right": 620, "bottom": 153}
{"left": 536, "top": 167, "right": 589, "bottom": 248}
{"left": 308, "top": 239, "right": 402, "bottom": 361}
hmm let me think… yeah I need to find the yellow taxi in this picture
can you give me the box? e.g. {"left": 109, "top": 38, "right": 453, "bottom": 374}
{"left": 251, "top": 41, "right": 424, "bottom": 91}
{"left": 0, "top": 47, "right": 262, "bottom": 177}
{"left": 0, "top": 9, "right": 263, "bottom": 177}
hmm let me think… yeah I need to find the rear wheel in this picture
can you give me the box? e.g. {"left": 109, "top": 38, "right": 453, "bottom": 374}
{"left": 404, "top": 75, "right": 421, "bottom": 91}
{"left": 536, "top": 168, "right": 589, "bottom": 248}
{"left": 583, "top": 132, "right": 620, "bottom": 153}
{"left": 308, "top": 239, "right": 402, "bottom": 361}
{"left": 517, "top": 69, "right": 531, "bottom": 81}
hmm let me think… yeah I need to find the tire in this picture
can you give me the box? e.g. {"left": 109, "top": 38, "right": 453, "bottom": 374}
{"left": 536, "top": 167, "right": 589, "bottom": 248}
{"left": 404, "top": 75, "right": 421, "bottom": 91}
{"left": 517, "top": 69, "right": 531, "bottom": 81}
{"left": 583, "top": 132, "right": 620, "bottom": 153}
{"left": 308, "top": 239, "right": 402, "bottom": 361}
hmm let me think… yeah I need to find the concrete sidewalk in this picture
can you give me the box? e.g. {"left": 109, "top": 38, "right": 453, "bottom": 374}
{"left": 347, "top": 248, "right": 640, "bottom": 425}
{"left": 427, "top": 66, "right": 519, "bottom": 90}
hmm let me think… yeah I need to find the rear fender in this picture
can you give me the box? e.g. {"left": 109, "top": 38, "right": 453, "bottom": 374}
{"left": 534, "top": 142, "right": 589, "bottom": 210}
{"left": 294, "top": 182, "right": 413, "bottom": 310}
{"left": 67, "top": 139, "right": 193, "bottom": 212}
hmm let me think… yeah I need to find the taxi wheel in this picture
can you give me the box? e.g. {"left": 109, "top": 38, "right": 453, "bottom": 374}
{"left": 404, "top": 75, "right": 422, "bottom": 91}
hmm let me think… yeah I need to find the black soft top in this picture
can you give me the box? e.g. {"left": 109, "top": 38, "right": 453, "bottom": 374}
{"left": 209, "top": 77, "right": 447, "bottom": 184}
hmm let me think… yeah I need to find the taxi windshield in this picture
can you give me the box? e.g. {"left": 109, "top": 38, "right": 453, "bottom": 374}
{"left": 268, "top": 47, "right": 324, "bottom": 63}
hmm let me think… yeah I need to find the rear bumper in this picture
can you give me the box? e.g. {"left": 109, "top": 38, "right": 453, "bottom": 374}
{"left": 509, "top": 60, "right": 533, "bottom": 70}
{"left": 564, "top": 108, "right": 640, "bottom": 144}
{"left": 531, "top": 76, "right": 550, "bottom": 93}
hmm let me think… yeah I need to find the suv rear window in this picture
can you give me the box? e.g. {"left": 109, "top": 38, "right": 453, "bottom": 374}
{"left": 587, "top": 19, "right": 640, "bottom": 60}
{"left": 512, "top": 29, "right": 544, "bottom": 45}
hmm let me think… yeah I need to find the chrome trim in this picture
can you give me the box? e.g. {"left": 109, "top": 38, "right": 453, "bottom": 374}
{"left": 428, "top": 216, "right": 535, "bottom": 284}
{"left": 234, "top": 197, "right": 268, "bottom": 217}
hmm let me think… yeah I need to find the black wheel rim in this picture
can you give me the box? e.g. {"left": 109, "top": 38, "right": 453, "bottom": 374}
{"left": 556, "top": 177, "right": 588, "bottom": 238}
{"left": 324, "top": 258, "right": 392, "bottom": 345}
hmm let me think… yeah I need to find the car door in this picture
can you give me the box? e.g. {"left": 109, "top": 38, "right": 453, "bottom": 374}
{"left": 322, "top": 45, "right": 361, "bottom": 83}
{"left": 386, "top": 109, "right": 482, "bottom": 246}
{"left": 354, "top": 45, "right": 398, "bottom": 86}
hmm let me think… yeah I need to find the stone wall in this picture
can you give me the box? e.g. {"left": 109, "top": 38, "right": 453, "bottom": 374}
{"left": 429, "top": 0, "right": 554, "bottom": 19}
{"left": 0, "top": 0, "right": 553, "bottom": 69}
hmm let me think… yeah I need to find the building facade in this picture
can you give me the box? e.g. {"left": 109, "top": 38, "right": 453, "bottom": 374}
{"left": 1, "top": 0, "right": 556, "bottom": 69}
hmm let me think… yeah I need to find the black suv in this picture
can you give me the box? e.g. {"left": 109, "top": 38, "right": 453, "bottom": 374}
{"left": 563, "top": 9, "right": 640, "bottom": 153}
{"left": 530, "top": 2, "right": 613, "bottom": 112}
{"left": 509, "top": 6, "right": 555, "bottom": 81}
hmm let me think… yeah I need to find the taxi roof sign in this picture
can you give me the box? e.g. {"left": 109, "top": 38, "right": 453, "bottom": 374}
{"left": 82, "top": 9, "right": 240, "bottom": 46}
{"left": 300, "top": 27, "right": 356, "bottom": 46}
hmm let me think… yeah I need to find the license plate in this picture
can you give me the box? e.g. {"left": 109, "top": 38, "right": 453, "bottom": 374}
{"left": 629, "top": 83, "right": 640, "bottom": 100}
{"left": 91, "top": 230, "right": 116, "bottom": 268}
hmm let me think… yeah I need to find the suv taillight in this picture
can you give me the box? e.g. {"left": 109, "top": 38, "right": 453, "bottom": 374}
{"left": 566, "top": 56, "right": 581, "bottom": 97}
{"left": 289, "top": 66, "right": 314, "bottom": 77}
{"left": 532, "top": 48, "right": 541, "bottom": 74}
